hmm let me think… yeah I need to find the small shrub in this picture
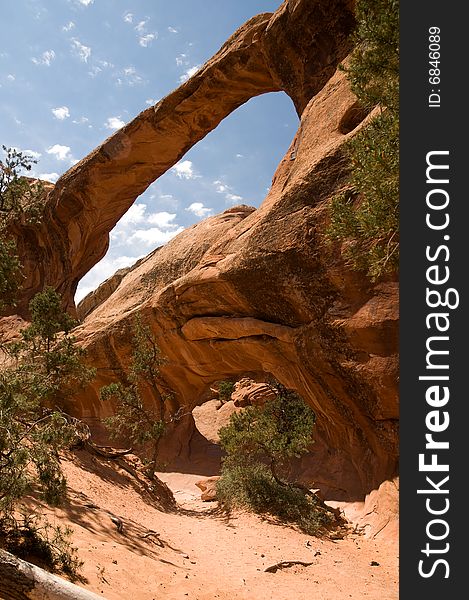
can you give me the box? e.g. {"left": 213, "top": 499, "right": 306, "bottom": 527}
{"left": 217, "top": 384, "right": 331, "bottom": 534}
{"left": 218, "top": 380, "right": 235, "bottom": 402}
{"left": 0, "top": 513, "right": 83, "bottom": 580}
{"left": 217, "top": 463, "right": 331, "bottom": 535}
{"left": 101, "top": 315, "right": 182, "bottom": 480}
{"left": 0, "top": 288, "right": 94, "bottom": 579}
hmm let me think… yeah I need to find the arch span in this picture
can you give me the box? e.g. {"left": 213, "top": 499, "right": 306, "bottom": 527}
{"left": 9, "top": 0, "right": 355, "bottom": 316}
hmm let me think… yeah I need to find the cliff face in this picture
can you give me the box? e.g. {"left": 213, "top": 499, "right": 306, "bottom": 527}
{"left": 5, "top": 0, "right": 398, "bottom": 508}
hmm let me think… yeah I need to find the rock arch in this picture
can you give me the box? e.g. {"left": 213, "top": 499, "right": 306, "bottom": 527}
{"left": 7, "top": 0, "right": 399, "bottom": 521}
{"left": 10, "top": 0, "right": 355, "bottom": 316}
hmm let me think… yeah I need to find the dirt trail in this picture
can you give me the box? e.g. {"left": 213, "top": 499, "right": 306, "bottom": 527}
{"left": 34, "top": 451, "right": 398, "bottom": 600}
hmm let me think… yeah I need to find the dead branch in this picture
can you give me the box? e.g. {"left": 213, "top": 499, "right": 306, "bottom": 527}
{"left": 264, "top": 560, "right": 314, "bottom": 573}
{"left": 0, "top": 549, "right": 105, "bottom": 599}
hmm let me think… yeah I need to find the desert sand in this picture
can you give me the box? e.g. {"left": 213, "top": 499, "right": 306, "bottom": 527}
{"left": 29, "top": 450, "right": 399, "bottom": 600}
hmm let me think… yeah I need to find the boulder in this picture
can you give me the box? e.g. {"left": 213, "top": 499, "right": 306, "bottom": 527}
{"left": 192, "top": 400, "right": 241, "bottom": 444}
{"left": 231, "top": 379, "right": 277, "bottom": 407}
{"left": 195, "top": 476, "right": 221, "bottom": 502}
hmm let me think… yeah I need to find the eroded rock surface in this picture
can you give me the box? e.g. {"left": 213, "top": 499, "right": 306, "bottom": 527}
{"left": 231, "top": 379, "right": 277, "bottom": 407}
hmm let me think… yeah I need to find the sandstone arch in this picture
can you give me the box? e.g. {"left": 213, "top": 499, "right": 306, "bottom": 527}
{"left": 9, "top": 0, "right": 355, "bottom": 316}
{"left": 6, "top": 0, "right": 398, "bottom": 520}
{"left": 73, "top": 65, "right": 398, "bottom": 507}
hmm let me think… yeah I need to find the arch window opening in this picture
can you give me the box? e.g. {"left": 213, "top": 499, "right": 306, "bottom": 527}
{"left": 75, "top": 92, "right": 298, "bottom": 303}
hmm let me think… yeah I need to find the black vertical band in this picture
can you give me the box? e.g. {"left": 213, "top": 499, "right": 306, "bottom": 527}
{"left": 400, "top": 2, "right": 466, "bottom": 596}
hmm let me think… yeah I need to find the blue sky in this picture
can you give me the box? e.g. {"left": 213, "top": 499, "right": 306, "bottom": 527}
{"left": 0, "top": 0, "right": 299, "bottom": 301}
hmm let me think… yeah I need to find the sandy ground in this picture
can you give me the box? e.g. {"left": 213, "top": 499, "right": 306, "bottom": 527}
{"left": 32, "top": 451, "right": 398, "bottom": 600}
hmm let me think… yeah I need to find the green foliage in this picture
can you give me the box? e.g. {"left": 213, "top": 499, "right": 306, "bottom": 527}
{"left": 0, "top": 288, "right": 94, "bottom": 577}
{"left": 327, "top": 0, "right": 399, "bottom": 279}
{"left": 0, "top": 238, "right": 22, "bottom": 313}
{"left": 101, "top": 315, "right": 174, "bottom": 479}
{"left": 217, "top": 464, "right": 330, "bottom": 535}
{"left": 346, "top": 0, "right": 399, "bottom": 112}
{"left": 0, "top": 146, "right": 45, "bottom": 311}
{"left": 0, "top": 513, "right": 83, "bottom": 580}
{"left": 218, "top": 380, "right": 235, "bottom": 402}
{"left": 219, "top": 387, "right": 316, "bottom": 470}
{"left": 8, "top": 287, "right": 95, "bottom": 408}
{"left": 0, "top": 145, "right": 45, "bottom": 223}
{"left": 217, "top": 385, "right": 329, "bottom": 534}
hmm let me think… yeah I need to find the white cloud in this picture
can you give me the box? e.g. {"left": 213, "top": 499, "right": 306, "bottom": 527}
{"left": 75, "top": 255, "right": 140, "bottom": 302}
{"left": 76, "top": 0, "right": 94, "bottom": 6}
{"left": 9, "top": 147, "right": 42, "bottom": 161}
{"left": 111, "top": 205, "right": 182, "bottom": 247}
{"left": 145, "top": 98, "right": 156, "bottom": 105}
{"left": 52, "top": 106, "right": 70, "bottom": 120}
{"left": 88, "top": 65, "right": 101, "bottom": 77}
{"left": 171, "top": 160, "right": 197, "bottom": 180}
{"left": 212, "top": 180, "right": 243, "bottom": 204}
{"left": 236, "top": 153, "right": 244, "bottom": 158}
{"left": 71, "top": 38, "right": 91, "bottom": 62}
{"left": 147, "top": 211, "right": 178, "bottom": 228}
{"left": 119, "top": 205, "right": 178, "bottom": 230}
{"left": 47, "top": 144, "right": 71, "bottom": 161}
{"left": 175, "top": 53, "right": 187, "bottom": 67}
{"left": 120, "top": 203, "right": 147, "bottom": 226}
{"left": 128, "top": 227, "right": 183, "bottom": 246}
{"left": 38, "top": 172, "right": 59, "bottom": 183}
{"left": 104, "top": 116, "right": 125, "bottom": 131}
{"left": 186, "top": 202, "right": 212, "bottom": 218}
{"left": 75, "top": 202, "right": 184, "bottom": 302}
{"left": 168, "top": 26, "right": 179, "bottom": 33}
{"left": 213, "top": 180, "right": 230, "bottom": 194}
{"left": 31, "top": 50, "right": 55, "bottom": 66}
{"left": 62, "top": 21, "right": 75, "bottom": 32}
{"left": 139, "top": 33, "right": 156, "bottom": 47}
{"left": 123, "top": 12, "right": 133, "bottom": 23}
{"left": 179, "top": 65, "right": 201, "bottom": 83}
{"left": 117, "top": 66, "right": 145, "bottom": 86}
{"left": 72, "top": 116, "right": 89, "bottom": 124}
{"left": 7, "top": 74, "right": 15, "bottom": 81}
{"left": 135, "top": 19, "right": 148, "bottom": 33}
{"left": 23, "top": 149, "right": 42, "bottom": 160}
{"left": 88, "top": 60, "right": 113, "bottom": 78}
{"left": 226, "top": 193, "right": 243, "bottom": 203}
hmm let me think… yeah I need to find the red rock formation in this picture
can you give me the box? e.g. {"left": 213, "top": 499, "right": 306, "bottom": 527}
{"left": 8, "top": 0, "right": 355, "bottom": 317}
{"left": 72, "top": 67, "right": 398, "bottom": 510}
{"left": 3, "top": 0, "right": 398, "bottom": 530}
